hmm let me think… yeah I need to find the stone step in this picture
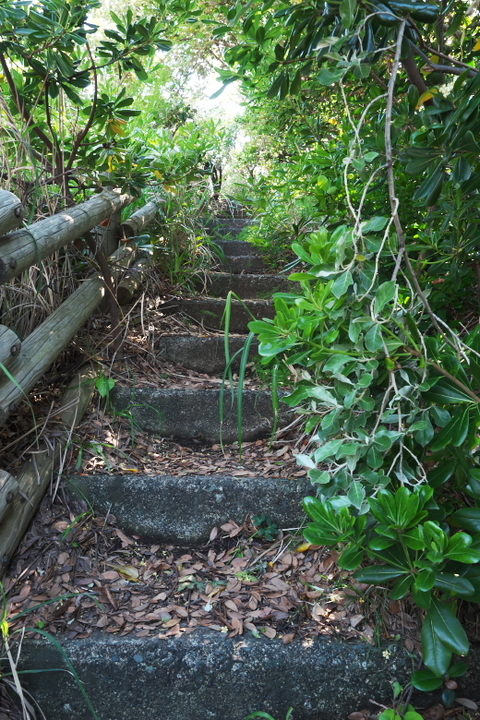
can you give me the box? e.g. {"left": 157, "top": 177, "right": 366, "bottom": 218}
{"left": 214, "top": 239, "right": 259, "bottom": 257}
{"left": 159, "top": 335, "right": 258, "bottom": 374}
{"left": 112, "top": 387, "right": 290, "bottom": 444}
{"left": 177, "top": 297, "right": 274, "bottom": 333}
{"left": 69, "top": 473, "right": 310, "bottom": 544}
{"left": 218, "top": 254, "right": 266, "bottom": 274}
{"left": 20, "top": 630, "right": 458, "bottom": 720}
{"left": 207, "top": 217, "right": 251, "bottom": 240}
{"left": 201, "top": 272, "right": 295, "bottom": 300}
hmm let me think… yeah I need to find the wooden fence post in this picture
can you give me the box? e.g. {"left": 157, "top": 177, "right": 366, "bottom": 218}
{"left": 0, "top": 190, "right": 24, "bottom": 236}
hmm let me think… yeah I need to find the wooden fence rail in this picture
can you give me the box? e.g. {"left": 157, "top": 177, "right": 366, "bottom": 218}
{"left": 0, "top": 189, "right": 162, "bottom": 570}
{"left": 120, "top": 200, "right": 159, "bottom": 239}
{"left": 0, "top": 189, "right": 133, "bottom": 285}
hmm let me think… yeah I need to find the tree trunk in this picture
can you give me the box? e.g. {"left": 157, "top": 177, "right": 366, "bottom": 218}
{"left": 0, "top": 325, "right": 21, "bottom": 369}
{"left": 0, "top": 190, "right": 24, "bottom": 236}
{"left": 0, "top": 189, "right": 133, "bottom": 285}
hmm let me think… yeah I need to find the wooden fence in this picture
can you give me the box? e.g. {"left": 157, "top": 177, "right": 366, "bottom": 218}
{"left": 0, "top": 188, "right": 161, "bottom": 576}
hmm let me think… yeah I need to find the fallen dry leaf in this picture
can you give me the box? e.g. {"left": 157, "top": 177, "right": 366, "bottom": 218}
{"left": 455, "top": 699, "right": 478, "bottom": 711}
{"left": 350, "top": 614, "right": 364, "bottom": 628}
{"left": 107, "top": 564, "right": 139, "bottom": 581}
{"left": 420, "top": 705, "right": 445, "bottom": 720}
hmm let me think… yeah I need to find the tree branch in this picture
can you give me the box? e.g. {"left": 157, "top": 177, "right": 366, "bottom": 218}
{"left": 401, "top": 51, "right": 428, "bottom": 94}
{"left": 386, "top": 23, "right": 463, "bottom": 354}
{"left": 411, "top": 43, "right": 478, "bottom": 77}
{"left": 0, "top": 53, "right": 54, "bottom": 154}
{"left": 66, "top": 44, "right": 98, "bottom": 173}
{"left": 84, "top": 230, "right": 123, "bottom": 355}
{"left": 404, "top": 347, "right": 480, "bottom": 403}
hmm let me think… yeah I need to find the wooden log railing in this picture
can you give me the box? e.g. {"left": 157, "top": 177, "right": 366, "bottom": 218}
{"left": 117, "top": 256, "right": 153, "bottom": 305}
{"left": 0, "top": 362, "right": 99, "bottom": 576}
{"left": 0, "top": 190, "right": 24, "bottom": 236}
{"left": 0, "top": 325, "right": 21, "bottom": 369}
{"left": 0, "top": 196, "right": 162, "bottom": 427}
{"left": 120, "top": 200, "right": 159, "bottom": 239}
{"left": 0, "top": 189, "right": 132, "bottom": 285}
{"left": 0, "top": 193, "right": 162, "bottom": 568}
{"left": 0, "top": 238, "right": 145, "bottom": 429}
{"left": 0, "top": 470, "right": 18, "bottom": 527}
{"left": 0, "top": 276, "right": 105, "bottom": 426}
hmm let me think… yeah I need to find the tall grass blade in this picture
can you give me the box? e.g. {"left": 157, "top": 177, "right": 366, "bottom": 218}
{"left": 20, "top": 627, "right": 100, "bottom": 720}
{"left": 270, "top": 363, "right": 280, "bottom": 445}
{"left": 223, "top": 291, "right": 234, "bottom": 388}
{"left": 219, "top": 346, "right": 244, "bottom": 451}
{"left": 237, "top": 332, "right": 256, "bottom": 459}
{"left": 3, "top": 636, "right": 30, "bottom": 719}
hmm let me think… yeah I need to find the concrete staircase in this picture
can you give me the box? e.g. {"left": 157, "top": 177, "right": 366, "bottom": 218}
{"left": 110, "top": 218, "right": 292, "bottom": 443}
{"left": 19, "top": 219, "right": 465, "bottom": 720}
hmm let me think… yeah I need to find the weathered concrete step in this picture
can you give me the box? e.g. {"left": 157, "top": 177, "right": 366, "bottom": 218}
{"left": 215, "top": 239, "right": 259, "bottom": 257}
{"left": 69, "top": 473, "right": 310, "bottom": 544}
{"left": 20, "top": 630, "right": 457, "bottom": 720}
{"left": 207, "top": 217, "right": 251, "bottom": 239}
{"left": 201, "top": 271, "right": 296, "bottom": 299}
{"left": 159, "top": 335, "right": 258, "bottom": 374}
{"left": 177, "top": 297, "right": 274, "bottom": 333}
{"left": 112, "top": 387, "right": 290, "bottom": 443}
{"left": 219, "top": 254, "right": 266, "bottom": 274}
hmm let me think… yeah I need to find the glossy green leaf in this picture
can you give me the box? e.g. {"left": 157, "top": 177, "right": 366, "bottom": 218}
{"left": 414, "top": 567, "right": 436, "bottom": 592}
{"left": 391, "top": 574, "right": 413, "bottom": 600}
{"left": 450, "top": 507, "right": 480, "bottom": 533}
{"left": 338, "top": 543, "right": 364, "bottom": 570}
{"left": 368, "top": 537, "right": 395, "bottom": 551}
{"left": 429, "top": 407, "right": 471, "bottom": 451}
{"left": 363, "top": 216, "right": 389, "bottom": 233}
{"left": 445, "top": 532, "right": 480, "bottom": 563}
{"left": 374, "top": 280, "right": 396, "bottom": 314}
{"left": 331, "top": 270, "right": 353, "bottom": 298}
{"left": 434, "top": 572, "right": 475, "bottom": 598}
{"left": 364, "top": 324, "right": 383, "bottom": 352}
{"left": 413, "top": 166, "right": 444, "bottom": 206}
{"left": 428, "top": 598, "right": 469, "bottom": 655}
{"left": 347, "top": 481, "right": 365, "bottom": 510}
{"left": 411, "top": 669, "right": 443, "bottom": 691}
{"left": 423, "top": 379, "right": 474, "bottom": 404}
{"left": 404, "top": 147, "right": 443, "bottom": 175}
{"left": 422, "top": 610, "right": 453, "bottom": 676}
{"left": 339, "top": 0, "right": 357, "bottom": 28}
{"left": 354, "top": 566, "right": 407, "bottom": 583}
{"left": 427, "top": 460, "right": 456, "bottom": 488}
{"left": 405, "top": 711, "right": 426, "bottom": 720}
{"left": 317, "top": 67, "right": 346, "bottom": 86}
{"left": 447, "top": 660, "right": 468, "bottom": 677}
